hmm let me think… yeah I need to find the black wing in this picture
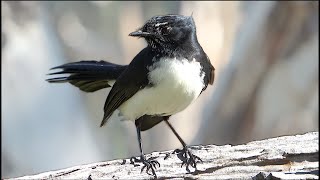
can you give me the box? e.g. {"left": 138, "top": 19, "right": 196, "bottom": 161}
{"left": 47, "top": 60, "right": 127, "bottom": 92}
{"left": 196, "top": 51, "right": 215, "bottom": 93}
{"left": 100, "top": 47, "right": 155, "bottom": 126}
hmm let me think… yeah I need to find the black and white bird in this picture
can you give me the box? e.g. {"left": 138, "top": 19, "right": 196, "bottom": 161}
{"left": 47, "top": 14, "right": 215, "bottom": 178}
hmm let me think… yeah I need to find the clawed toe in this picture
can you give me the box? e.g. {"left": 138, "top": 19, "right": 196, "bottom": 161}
{"left": 130, "top": 156, "right": 160, "bottom": 178}
{"left": 141, "top": 159, "right": 160, "bottom": 172}
{"left": 173, "top": 147, "right": 202, "bottom": 172}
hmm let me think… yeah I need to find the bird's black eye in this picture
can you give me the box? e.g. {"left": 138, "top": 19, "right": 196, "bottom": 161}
{"left": 160, "top": 28, "right": 167, "bottom": 35}
{"left": 160, "top": 26, "right": 172, "bottom": 36}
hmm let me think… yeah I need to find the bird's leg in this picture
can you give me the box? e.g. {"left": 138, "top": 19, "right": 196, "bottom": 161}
{"left": 164, "top": 118, "right": 202, "bottom": 172}
{"left": 130, "top": 120, "right": 160, "bottom": 178}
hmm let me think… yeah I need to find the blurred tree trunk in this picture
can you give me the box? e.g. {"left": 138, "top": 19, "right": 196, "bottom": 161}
{"left": 198, "top": 1, "right": 319, "bottom": 145}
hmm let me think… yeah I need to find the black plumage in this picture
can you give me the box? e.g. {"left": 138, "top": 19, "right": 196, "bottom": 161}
{"left": 47, "top": 61, "right": 126, "bottom": 92}
{"left": 47, "top": 14, "right": 215, "bottom": 178}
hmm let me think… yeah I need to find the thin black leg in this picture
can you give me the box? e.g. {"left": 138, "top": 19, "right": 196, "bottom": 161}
{"left": 136, "top": 120, "right": 144, "bottom": 156}
{"left": 164, "top": 118, "right": 202, "bottom": 172}
{"left": 130, "top": 120, "right": 160, "bottom": 178}
{"left": 163, "top": 118, "right": 187, "bottom": 147}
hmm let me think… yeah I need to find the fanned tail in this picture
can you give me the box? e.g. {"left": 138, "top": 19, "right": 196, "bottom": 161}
{"left": 46, "top": 60, "right": 127, "bottom": 92}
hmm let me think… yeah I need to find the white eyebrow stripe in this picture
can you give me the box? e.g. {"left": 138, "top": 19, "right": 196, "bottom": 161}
{"left": 155, "top": 22, "right": 168, "bottom": 27}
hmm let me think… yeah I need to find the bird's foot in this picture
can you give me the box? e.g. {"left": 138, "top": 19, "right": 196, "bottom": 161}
{"left": 130, "top": 155, "right": 160, "bottom": 178}
{"left": 173, "top": 147, "right": 202, "bottom": 172}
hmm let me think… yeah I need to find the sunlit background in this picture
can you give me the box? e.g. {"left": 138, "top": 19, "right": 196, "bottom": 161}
{"left": 2, "top": 1, "right": 318, "bottom": 178}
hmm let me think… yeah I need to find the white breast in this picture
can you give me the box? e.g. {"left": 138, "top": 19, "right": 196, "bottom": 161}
{"left": 118, "top": 57, "right": 205, "bottom": 121}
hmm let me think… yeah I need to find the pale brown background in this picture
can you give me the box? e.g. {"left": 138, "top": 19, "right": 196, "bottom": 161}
{"left": 2, "top": 1, "right": 318, "bottom": 178}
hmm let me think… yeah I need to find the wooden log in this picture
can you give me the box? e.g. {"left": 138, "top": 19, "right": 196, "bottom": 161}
{"left": 9, "top": 131, "right": 319, "bottom": 179}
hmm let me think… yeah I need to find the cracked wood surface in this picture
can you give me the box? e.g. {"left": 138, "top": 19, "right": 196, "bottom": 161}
{"left": 10, "top": 132, "right": 319, "bottom": 179}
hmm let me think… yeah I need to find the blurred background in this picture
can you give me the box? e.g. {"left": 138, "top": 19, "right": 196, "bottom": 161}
{"left": 1, "top": 1, "right": 318, "bottom": 178}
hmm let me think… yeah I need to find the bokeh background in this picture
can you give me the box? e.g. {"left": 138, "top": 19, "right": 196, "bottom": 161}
{"left": 2, "top": 1, "right": 318, "bottom": 178}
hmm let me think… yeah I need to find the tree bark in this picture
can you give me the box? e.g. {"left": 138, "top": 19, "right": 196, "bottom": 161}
{"left": 9, "top": 131, "right": 319, "bottom": 180}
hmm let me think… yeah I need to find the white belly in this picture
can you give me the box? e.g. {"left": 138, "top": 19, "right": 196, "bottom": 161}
{"left": 118, "top": 57, "right": 205, "bottom": 121}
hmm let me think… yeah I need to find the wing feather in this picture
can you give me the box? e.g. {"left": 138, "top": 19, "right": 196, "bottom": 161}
{"left": 100, "top": 47, "right": 155, "bottom": 126}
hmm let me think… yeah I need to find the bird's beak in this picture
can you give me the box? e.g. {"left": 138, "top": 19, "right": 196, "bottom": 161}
{"left": 129, "top": 30, "right": 152, "bottom": 37}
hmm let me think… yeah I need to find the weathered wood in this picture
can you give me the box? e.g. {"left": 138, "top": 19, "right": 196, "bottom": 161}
{"left": 9, "top": 132, "right": 319, "bottom": 179}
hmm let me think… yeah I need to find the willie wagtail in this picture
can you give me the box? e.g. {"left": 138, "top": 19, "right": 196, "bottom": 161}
{"left": 47, "top": 14, "right": 215, "bottom": 178}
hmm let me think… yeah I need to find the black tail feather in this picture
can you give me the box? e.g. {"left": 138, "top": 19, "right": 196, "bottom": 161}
{"left": 47, "top": 60, "right": 127, "bottom": 92}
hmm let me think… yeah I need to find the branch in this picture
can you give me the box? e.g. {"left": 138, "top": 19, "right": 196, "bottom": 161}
{"left": 10, "top": 132, "right": 319, "bottom": 179}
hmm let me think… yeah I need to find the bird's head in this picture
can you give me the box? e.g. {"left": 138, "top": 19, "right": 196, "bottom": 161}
{"left": 129, "top": 14, "right": 197, "bottom": 55}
